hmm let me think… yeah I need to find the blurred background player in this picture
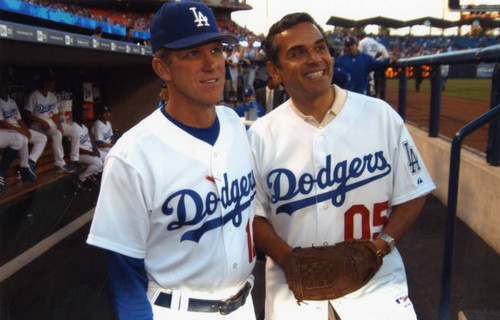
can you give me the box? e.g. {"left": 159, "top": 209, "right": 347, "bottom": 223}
{"left": 158, "top": 79, "right": 168, "bottom": 109}
{"left": 73, "top": 105, "right": 105, "bottom": 191}
{"left": 335, "top": 37, "right": 393, "bottom": 95}
{"left": 240, "top": 36, "right": 260, "bottom": 90}
{"left": 255, "top": 76, "right": 287, "bottom": 114}
{"left": 121, "top": 26, "right": 134, "bottom": 43}
{"left": 234, "top": 87, "right": 265, "bottom": 118}
{"left": 91, "top": 105, "right": 115, "bottom": 154}
{"left": 0, "top": 77, "right": 47, "bottom": 182}
{"left": 23, "top": 73, "right": 78, "bottom": 173}
{"left": 92, "top": 25, "right": 103, "bottom": 38}
{"left": 358, "top": 33, "right": 389, "bottom": 97}
{"left": 224, "top": 44, "right": 239, "bottom": 104}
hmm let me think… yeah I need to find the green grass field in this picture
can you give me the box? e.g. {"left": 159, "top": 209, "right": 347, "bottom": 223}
{"left": 386, "top": 78, "right": 492, "bottom": 102}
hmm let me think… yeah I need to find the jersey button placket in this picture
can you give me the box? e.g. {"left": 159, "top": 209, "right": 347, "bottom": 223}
{"left": 211, "top": 149, "right": 223, "bottom": 181}
{"left": 313, "top": 134, "right": 327, "bottom": 244}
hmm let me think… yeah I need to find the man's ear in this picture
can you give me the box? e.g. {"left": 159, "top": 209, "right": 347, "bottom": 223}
{"left": 152, "top": 57, "right": 172, "bottom": 82}
{"left": 267, "top": 61, "right": 282, "bottom": 84}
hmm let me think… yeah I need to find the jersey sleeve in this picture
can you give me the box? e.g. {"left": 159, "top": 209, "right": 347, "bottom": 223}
{"left": 87, "top": 155, "right": 152, "bottom": 258}
{"left": 106, "top": 251, "right": 153, "bottom": 320}
{"left": 390, "top": 116, "right": 436, "bottom": 206}
{"left": 247, "top": 127, "right": 271, "bottom": 219}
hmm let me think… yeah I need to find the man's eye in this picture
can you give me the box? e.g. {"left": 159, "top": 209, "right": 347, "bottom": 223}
{"left": 291, "top": 50, "right": 303, "bottom": 57}
{"left": 316, "top": 45, "right": 327, "bottom": 52}
{"left": 212, "top": 47, "right": 223, "bottom": 54}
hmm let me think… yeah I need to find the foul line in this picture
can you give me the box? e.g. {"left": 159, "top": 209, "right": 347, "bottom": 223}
{"left": 0, "top": 209, "right": 95, "bottom": 283}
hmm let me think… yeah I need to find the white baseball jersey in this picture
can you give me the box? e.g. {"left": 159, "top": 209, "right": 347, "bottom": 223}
{"left": 87, "top": 106, "right": 256, "bottom": 299}
{"left": 377, "top": 42, "right": 389, "bottom": 61}
{"left": 0, "top": 97, "right": 24, "bottom": 149}
{"left": 0, "top": 97, "right": 22, "bottom": 127}
{"left": 248, "top": 87, "right": 435, "bottom": 320}
{"left": 359, "top": 37, "right": 381, "bottom": 58}
{"left": 91, "top": 119, "right": 113, "bottom": 145}
{"left": 74, "top": 123, "right": 93, "bottom": 152}
{"left": 24, "top": 90, "right": 59, "bottom": 120}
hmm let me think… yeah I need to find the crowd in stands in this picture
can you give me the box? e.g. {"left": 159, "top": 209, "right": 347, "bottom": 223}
{"left": 19, "top": 0, "right": 497, "bottom": 53}
{"left": 330, "top": 33, "right": 499, "bottom": 58}
{"left": 20, "top": 0, "right": 260, "bottom": 43}
{"left": 21, "top": 0, "right": 154, "bottom": 31}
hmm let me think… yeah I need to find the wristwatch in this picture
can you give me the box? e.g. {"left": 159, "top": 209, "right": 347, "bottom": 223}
{"left": 380, "top": 233, "right": 396, "bottom": 253}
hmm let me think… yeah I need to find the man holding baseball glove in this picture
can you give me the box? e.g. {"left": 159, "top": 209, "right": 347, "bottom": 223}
{"left": 247, "top": 12, "right": 435, "bottom": 320}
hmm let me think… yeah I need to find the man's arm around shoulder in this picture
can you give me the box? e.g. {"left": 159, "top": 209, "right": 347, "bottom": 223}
{"left": 254, "top": 217, "right": 293, "bottom": 286}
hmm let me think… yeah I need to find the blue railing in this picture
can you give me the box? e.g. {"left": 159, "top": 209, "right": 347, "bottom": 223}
{"left": 392, "top": 44, "right": 500, "bottom": 165}
{"left": 391, "top": 46, "right": 500, "bottom": 319}
{"left": 438, "top": 105, "right": 500, "bottom": 320}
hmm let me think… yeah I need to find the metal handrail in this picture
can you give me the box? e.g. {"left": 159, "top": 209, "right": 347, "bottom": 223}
{"left": 394, "top": 44, "right": 500, "bottom": 67}
{"left": 391, "top": 46, "right": 500, "bottom": 164}
{"left": 438, "top": 104, "right": 500, "bottom": 320}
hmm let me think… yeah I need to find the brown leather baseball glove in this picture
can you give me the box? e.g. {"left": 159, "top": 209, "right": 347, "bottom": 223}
{"left": 287, "top": 239, "right": 383, "bottom": 304}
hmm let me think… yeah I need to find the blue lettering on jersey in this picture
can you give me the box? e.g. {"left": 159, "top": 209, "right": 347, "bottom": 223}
{"left": 268, "top": 152, "right": 391, "bottom": 216}
{"left": 80, "top": 132, "right": 90, "bottom": 145}
{"left": 2, "top": 108, "right": 19, "bottom": 120}
{"left": 402, "top": 141, "right": 421, "bottom": 174}
{"left": 162, "top": 171, "right": 256, "bottom": 243}
{"left": 35, "top": 103, "right": 57, "bottom": 115}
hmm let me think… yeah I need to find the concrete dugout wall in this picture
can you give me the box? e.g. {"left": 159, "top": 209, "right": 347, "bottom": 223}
{"left": 408, "top": 124, "right": 500, "bottom": 254}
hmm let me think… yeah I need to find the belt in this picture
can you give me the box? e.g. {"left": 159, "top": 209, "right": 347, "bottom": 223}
{"left": 154, "top": 282, "right": 252, "bottom": 315}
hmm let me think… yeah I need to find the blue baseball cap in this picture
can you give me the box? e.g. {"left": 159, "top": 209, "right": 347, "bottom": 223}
{"left": 243, "top": 87, "right": 254, "bottom": 96}
{"left": 150, "top": 1, "right": 238, "bottom": 52}
{"left": 344, "top": 37, "right": 357, "bottom": 46}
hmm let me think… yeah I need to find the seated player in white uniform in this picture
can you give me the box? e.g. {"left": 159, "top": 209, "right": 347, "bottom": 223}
{"left": 72, "top": 105, "right": 105, "bottom": 191}
{"left": 91, "top": 105, "right": 115, "bottom": 154}
{"left": 23, "top": 73, "right": 78, "bottom": 173}
{"left": 248, "top": 13, "right": 436, "bottom": 320}
{"left": 0, "top": 78, "right": 47, "bottom": 182}
{"left": 87, "top": 2, "right": 257, "bottom": 319}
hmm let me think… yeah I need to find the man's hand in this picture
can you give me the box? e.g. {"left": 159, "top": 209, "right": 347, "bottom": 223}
{"left": 41, "top": 120, "right": 51, "bottom": 132}
{"left": 20, "top": 128, "right": 31, "bottom": 139}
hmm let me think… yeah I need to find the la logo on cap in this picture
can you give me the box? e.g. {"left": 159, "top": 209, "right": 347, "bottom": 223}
{"left": 189, "top": 7, "right": 210, "bottom": 27}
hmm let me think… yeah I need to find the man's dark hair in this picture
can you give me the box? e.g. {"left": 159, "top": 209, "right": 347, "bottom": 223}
{"left": 264, "top": 12, "right": 328, "bottom": 67}
{"left": 95, "top": 26, "right": 102, "bottom": 34}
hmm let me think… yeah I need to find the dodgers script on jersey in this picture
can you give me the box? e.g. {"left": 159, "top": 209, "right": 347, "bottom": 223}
{"left": 248, "top": 88, "right": 435, "bottom": 320}
{"left": 87, "top": 106, "right": 256, "bottom": 297}
{"left": 24, "top": 90, "right": 59, "bottom": 119}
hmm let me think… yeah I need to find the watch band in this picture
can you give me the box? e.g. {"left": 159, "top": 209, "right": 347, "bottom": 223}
{"left": 380, "top": 233, "right": 396, "bottom": 252}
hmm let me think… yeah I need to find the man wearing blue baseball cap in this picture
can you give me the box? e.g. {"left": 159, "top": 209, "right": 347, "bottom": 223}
{"left": 335, "top": 36, "right": 395, "bottom": 95}
{"left": 234, "top": 87, "right": 266, "bottom": 120}
{"left": 87, "top": 1, "right": 257, "bottom": 319}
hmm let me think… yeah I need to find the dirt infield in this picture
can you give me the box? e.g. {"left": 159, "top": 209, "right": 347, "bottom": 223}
{"left": 384, "top": 87, "right": 491, "bottom": 154}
